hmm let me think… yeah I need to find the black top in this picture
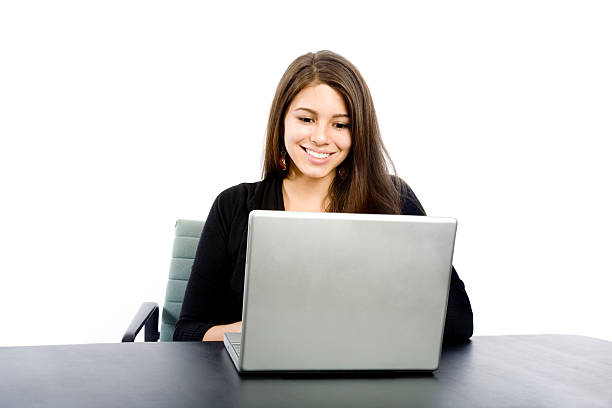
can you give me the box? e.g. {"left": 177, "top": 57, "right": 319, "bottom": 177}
{"left": 174, "top": 175, "right": 473, "bottom": 344}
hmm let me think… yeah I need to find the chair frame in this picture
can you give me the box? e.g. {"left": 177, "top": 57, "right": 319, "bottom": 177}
{"left": 122, "top": 302, "right": 160, "bottom": 342}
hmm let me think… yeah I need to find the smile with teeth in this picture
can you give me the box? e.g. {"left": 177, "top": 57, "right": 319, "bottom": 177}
{"left": 303, "top": 147, "right": 333, "bottom": 159}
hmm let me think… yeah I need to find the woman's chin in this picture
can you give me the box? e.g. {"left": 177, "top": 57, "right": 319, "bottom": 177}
{"left": 290, "top": 165, "right": 336, "bottom": 181}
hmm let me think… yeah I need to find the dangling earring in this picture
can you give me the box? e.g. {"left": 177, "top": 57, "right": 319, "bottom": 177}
{"left": 279, "top": 149, "right": 287, "bottom": 171}
{"left": 337, "top": 166, "right": 347, "bottom": 180}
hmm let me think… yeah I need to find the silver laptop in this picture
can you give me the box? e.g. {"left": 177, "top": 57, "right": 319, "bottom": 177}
{"left": 224, "top": 210, "right": 457, "bottom": 373}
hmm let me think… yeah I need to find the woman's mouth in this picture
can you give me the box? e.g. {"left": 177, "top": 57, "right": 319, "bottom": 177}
{"left": 301, "top": 146, "right": 334, "bottom": 162}
{"left": 306, "top": 149, "right": 330, "bottom": 159}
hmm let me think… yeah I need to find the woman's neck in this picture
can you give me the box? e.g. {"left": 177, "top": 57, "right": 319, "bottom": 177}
{"left": 282, "top": 171, "right": 334, "bottom": 212}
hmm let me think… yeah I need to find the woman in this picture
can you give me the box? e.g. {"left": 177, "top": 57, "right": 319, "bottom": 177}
{"left": 174, "top": 50, "right": 473, "bottom": 344}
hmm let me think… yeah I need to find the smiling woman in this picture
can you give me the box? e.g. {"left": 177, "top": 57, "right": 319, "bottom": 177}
{"left": 174, "top": 50, "right": 473, "bottom": 344}
{"left": 262, "top": 50, "right": 408, "bottom": 215}
{"left": 281, "top": 84, "right": 353, "bottom": 211}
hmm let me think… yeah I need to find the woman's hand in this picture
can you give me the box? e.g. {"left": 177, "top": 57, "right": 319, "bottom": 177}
{"left": 202, "top": 321, "right": 242, "bottom": 342}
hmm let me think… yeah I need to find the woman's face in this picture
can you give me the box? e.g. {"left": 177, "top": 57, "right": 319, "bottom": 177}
{"left": 283, "top": 83, "right": 352, "bottom": 182}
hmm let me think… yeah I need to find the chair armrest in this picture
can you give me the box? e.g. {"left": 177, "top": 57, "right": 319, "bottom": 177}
{"left": 122, "top": 302, "right": 160, "bottom": 342}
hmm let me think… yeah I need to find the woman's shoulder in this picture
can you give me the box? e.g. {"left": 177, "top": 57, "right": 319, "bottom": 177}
{"left": 214, "top": 175, "right": 282, "bottom": 213}
{"left": 206, "top": 180, "right": 265, "bottom": 233}
{"left": 389, "top": 175, "right": 427, "bottom": 216}
{"left": 215, "top": 179, "right": 262, "bottom": 201}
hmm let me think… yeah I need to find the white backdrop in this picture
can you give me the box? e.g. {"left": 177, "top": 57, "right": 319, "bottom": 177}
{"left": 1, "top": 1, "right": 610, "bottom": 347}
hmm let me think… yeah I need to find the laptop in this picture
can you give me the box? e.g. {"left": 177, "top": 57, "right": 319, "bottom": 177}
{"left": 224, "top": 210, "right": 457, "bottom": 373}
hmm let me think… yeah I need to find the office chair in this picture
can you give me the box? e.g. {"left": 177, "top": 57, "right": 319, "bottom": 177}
{"left": 121, "top": 219, "right": 204, "bottom": 342}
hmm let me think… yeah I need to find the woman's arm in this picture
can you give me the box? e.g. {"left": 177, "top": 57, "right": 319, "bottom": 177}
{"left": 173, "top": 192, "right": 236, "bottom": 342}
{"left": 443, "top": 266, "right": 474, "bottom": 344}
{"left": 202, "top": 321, "right": 242, "bottom": 341}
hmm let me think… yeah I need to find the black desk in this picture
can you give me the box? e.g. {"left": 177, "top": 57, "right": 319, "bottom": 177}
{"left": 1, "top": 335, "right": 611, "bottom": 407}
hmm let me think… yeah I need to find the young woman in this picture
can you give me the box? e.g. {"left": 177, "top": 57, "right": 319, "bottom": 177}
{"left": 174, "top": 50, "right": 473, "bottom": 344}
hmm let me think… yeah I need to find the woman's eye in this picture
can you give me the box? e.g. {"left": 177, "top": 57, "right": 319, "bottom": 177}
{"left": 298, "top": 117, "right": 313, "bottom": 123}
{"left": 334, "top": 123, "right": 350, "bottom": 130}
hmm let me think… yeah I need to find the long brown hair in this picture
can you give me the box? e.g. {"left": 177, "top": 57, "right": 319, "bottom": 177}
{"left": 262, "top": 50, "right": 401, "bottom": 214}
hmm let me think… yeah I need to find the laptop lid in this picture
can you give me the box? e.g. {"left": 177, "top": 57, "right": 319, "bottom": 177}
{"left": 237, "top": 210, "right": 457, "bottom": 372}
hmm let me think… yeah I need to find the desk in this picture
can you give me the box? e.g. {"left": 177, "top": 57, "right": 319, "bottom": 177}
{"left": 1, "top": 335, "right": 611, "bottom": 407}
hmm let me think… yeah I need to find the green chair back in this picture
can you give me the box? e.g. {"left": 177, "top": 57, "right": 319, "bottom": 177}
{"left": 160, "top": 219, "right": 204, "bottom": 341}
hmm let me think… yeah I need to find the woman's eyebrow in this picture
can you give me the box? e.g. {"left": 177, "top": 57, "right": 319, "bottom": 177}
{"left": 294, "top": 107, "right": 349, "bottom": 118}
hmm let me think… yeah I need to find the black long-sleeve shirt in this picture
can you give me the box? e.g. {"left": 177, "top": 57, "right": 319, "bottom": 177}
{"left": 174, "top": 175, "right": 473, "bottom": 344}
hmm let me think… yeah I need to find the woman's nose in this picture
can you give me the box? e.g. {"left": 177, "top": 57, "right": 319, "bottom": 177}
{"left": 310, "top": 123, "right": 328, "bottom": 145}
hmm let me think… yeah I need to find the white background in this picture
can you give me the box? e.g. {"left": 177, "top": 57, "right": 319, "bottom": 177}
{"left": 1, "top": 1, "right": 610, "bottom": 347}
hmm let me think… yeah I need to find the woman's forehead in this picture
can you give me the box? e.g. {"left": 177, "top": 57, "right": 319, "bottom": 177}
{"left": 289, "top": 84, "right": 348, "bottom": 116}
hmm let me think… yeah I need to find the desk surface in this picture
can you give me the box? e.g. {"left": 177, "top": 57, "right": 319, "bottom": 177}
{"left": 1, "top": 335, "right": 611, "bottom": 407}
